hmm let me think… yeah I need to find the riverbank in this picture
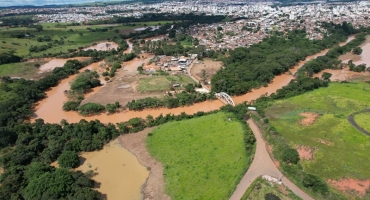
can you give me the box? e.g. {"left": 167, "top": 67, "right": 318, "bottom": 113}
{"left": 119, "top": 128, "right": 171, "bottom": 200}
{"left": 76, "top": 138, "right": 149, "bottom": 200}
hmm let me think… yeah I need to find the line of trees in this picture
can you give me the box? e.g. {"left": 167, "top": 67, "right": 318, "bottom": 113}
{"left": 299, "top": 31, "right": 369, "bottom": 76}
{"left": 126, "top": 87, "right": 215, "bottom": 111}
{"left": 0, "top": 51, "right": 22, "bottom": 65}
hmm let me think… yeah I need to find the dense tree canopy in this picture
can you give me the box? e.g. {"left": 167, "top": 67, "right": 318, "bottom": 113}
{"left": 58, "top": 151, "right": 80, "bottom": 168}
{"left": 211, "top": 22, "right": 366, "bottom": 95}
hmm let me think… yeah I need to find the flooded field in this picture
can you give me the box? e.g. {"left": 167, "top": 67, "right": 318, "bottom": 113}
{"left": 339, "top": 35, "right": 370, "bottom": 65}
{"left": 76, "top": 139, "right": 149, "bottom": 200}
{"left": 38, "top": 57, "right": 90, "bottom": 73}
{"left": 83, "top": 42, "right": 119, "bottom": 51}
{"left": 33, "top": 47, "right": 332, "bottom": 124}
{"left": 134, "top": 26, "right": 161, "bottom": 32}
{"left": 31, "top": 35, "right": 360, "bottom": 199}
{"left": 313, "top": 68, "right": 366, "bottom": 81}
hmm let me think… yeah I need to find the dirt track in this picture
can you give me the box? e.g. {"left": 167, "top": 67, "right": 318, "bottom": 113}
{"left": 229, "top": 119, "right": 314, "bottom": 200}
{"left": 347, "top": 109, "right": 370, "bottom": 136}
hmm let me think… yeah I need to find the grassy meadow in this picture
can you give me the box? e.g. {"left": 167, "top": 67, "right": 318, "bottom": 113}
{"left": 137, "top": 75, "right": 196, "bottom": 93}
{"left": 241, "top": 177, "right": 301, "bottom": 200}
{"left": 0, "top": 21, "right": 173, "bottom": 58}
{"left": 265, "top": 82, "right": 370, "bottom": 181}
{"left": 353, "top": 112, "right": 370, "bottom": 131}
{"left": 0, "top": 61, "right": 47, "bottom": 79}
{"left": 146, "top": 112, "right": 250, "bottom": 199}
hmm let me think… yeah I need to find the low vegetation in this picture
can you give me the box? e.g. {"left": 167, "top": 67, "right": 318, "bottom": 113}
{"left": 137, "top": 75, "right": 196, "bottom": 93}
{"left": 70, "top": 70, "right": 101, "bottom": 92}
{"left": 261, "top": 82, "right": 370, "bottom": 199}
{"left": 353, "top": 112, "right": 370, "bottom": 132}
{"left": 241, "top": 177, "right": 301, "bottom": 200}
{"left": 147, "top": 112, "right": 254, "bottom": 199}
{"left": 0, "top": 60, "right": 47, "bottom": 79}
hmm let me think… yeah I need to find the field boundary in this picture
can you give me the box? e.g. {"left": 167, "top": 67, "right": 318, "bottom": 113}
{"left": 347, "top": 109, "right": 370, "bottom": 136}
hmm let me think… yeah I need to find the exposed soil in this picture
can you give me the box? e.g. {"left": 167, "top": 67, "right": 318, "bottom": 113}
{"left": 295, "top": 145, "right": 315, "bottom": 160}
{"left": 278, "top": 184, "right": 289, "bottom": 195}
{"left": 317, "top": 138, "right": 333, "bottom": 146}
{"left": 300, "top": 112, "right": 320, "bottom": 126}
{"left": 191, "top": 59, "right": 222, "bottom": 84}
{"left": 313, "top": 67, "right": 368, "bottom": 82}
{"left": 328, "top": 178, "right": 370, "bottom": 196}
{"left": 81, "top": 56, "right": 163, "bottom": 106}
{"left": 267, "top": 145, "right": 280, "bottom": 168}
{"left": 119, "top": 128, "right": 171, "bottom": 200}
{"left": 83, "top": 42, "right": 118, "bottom": 51}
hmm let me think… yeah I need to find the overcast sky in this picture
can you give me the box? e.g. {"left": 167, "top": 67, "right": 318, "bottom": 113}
{"left": 0, "top": 0, "right": 119, "bottom": 7}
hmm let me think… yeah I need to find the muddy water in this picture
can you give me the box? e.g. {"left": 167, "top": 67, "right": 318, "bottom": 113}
{"left": 340, "top": 35, "right": 370, "bottom": 65}
{"left": 84, "top": 42, "right": 119, "bottom": 51}
{"left": 339, "top": 35, "right": 355, "bottom": 47}
{"left": 123, "top": 39, "right": 133, "bottom": 54}
{"left": 33, "top": 47, "right": 332, "bottom": 124}
{"left": 76, "top": 139, "right": 149, "bottom": 200}
{"left": 38, "top": 57, "right": 90, "bottom": 73}
{"left": 32, "top": 36, "right": 355, "bottom": 199}
{"left": 317, "top": 35, "right": 370, "bottom": 81}
{"left": 313, "top": 68, "right": 364, "bottom": 81}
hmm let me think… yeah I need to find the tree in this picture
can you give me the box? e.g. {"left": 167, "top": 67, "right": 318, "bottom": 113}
{"left": 217, "top": 26, "right": 223, "bottom": 31}
{"left": 24, "top": 168, "right": 74, "bottom": 199}
{"left": 58, "top": 151, "right": 80, "bottom": 168}
{"left": 200, "top": 69, "right": 208, "bottom": 84}
{"left": 303, "top": 173, "right": 329, "bottom": 195}
{"left": 352, "top": 47, "right": 362, "bottom": 55}
{"left": 35, "top": 25, "right": 43, "bottom": 32}
{"left": 281, "top": 147, "right": 299, "bottom": 164}
{"left": 321, "top": 72, "right": 332, "bottom": 81}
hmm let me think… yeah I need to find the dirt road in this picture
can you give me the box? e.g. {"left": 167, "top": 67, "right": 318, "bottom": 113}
{"left": 229, "top": 119, "right": 314, "bottom": 200}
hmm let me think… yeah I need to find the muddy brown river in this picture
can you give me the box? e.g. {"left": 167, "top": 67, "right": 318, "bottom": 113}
{"left": 32, "top": 36, "right": 359, "bottom": 200}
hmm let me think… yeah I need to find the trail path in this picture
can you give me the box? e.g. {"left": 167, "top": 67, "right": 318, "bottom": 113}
{"left": 229, "top": 119, "right": 314, "bottom": 200}
{"left": 348, "top": 109, "right": 370, "bottom": 136}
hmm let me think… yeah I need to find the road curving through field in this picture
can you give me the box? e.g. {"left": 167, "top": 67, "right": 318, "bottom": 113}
{"left": 347, "top": 109, "right": 370, "bottom": 136}
{"left": 229, "top": 119, "right": 314, "bottom": 200}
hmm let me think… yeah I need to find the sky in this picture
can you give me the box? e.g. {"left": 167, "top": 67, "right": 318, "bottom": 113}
{"left": 0, "top": 0, "right": 121, "bottom": 7}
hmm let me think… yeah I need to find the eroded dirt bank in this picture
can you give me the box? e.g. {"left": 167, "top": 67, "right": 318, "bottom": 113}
{"left": 119, "top": 128, "right": 171, "bottom": 200}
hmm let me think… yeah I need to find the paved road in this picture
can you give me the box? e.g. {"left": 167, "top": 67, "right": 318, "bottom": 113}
{"left": 229, "top": 119, "right": 314, "bottom": 200}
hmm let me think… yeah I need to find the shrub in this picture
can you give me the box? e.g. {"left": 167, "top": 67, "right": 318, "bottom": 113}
{"left": 303, "top": 173, "right": 329, "bottom": 195}
{"left": 58, "top": 151, "right": 80, "bottom": 168}
{"left": 63, "top": 101, "right": 81, "bottom": 111}
{"left": 281, "top": 147, "right": 300, "bottom": 164}
{"left": 78, "top": 103, "right": 105, "bottom": 116}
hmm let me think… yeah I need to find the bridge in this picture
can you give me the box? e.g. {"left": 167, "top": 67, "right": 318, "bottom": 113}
{"left": 215, "top": 92, "right": 235, "bottom": 106}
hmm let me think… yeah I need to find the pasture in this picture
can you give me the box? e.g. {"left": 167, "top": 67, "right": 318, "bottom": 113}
{"left": 265, "top": 82, "right": 370, "bottom": 181}
{"left": 146, "top": 112, "right": 251, "bottom": 199}
{"left": 137, "top": 75, "right": 195, "bottom": 93}
{"left": 0, "top": 21, "right": 173, "bottom": 58}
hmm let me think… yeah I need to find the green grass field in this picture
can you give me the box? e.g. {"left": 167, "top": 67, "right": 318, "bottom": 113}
{"left": 146, "top": 112, "right": 250, "bottom": 199}
{"left": 0, "top": 61, "right": 47, "bottom": 79}
{"left": 241, "top": 177, "right": 301, "bottom": 200}
{"left": 0, "top": 21, "right": 173, "bottom": 58}
{"left": 265, "top": 82, "right": 370, "bottom": 181}
{"left": 137, "top": 75, "right": 196, "bottom": 93}
{"left": 353, "top": 112, "right": 370, "bottom": 132}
